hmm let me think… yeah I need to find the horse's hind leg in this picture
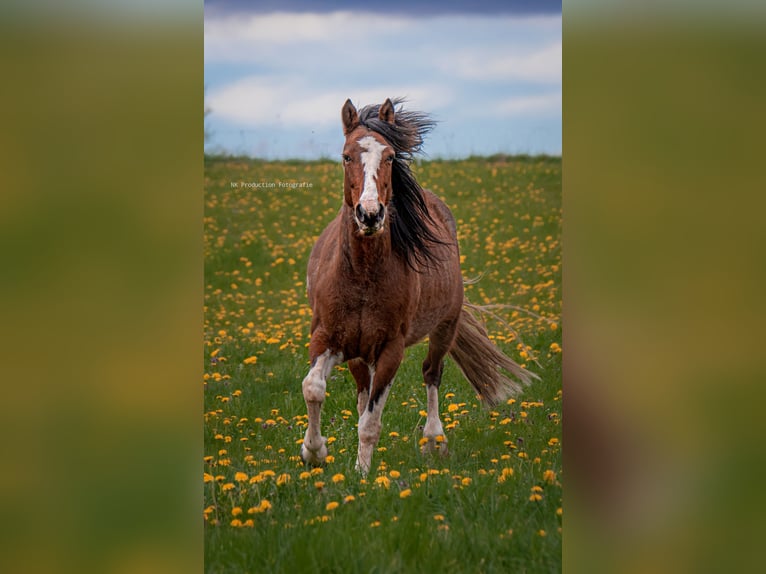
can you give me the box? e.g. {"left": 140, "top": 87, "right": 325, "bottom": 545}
{"left": 421, "top": 319, "right": 459, "bottom": 456}
{"left": 300, "top": 344, "right": 342, "bottom": 466}
{"left": 348, "top": 358, "right": 371, "bottom": 418}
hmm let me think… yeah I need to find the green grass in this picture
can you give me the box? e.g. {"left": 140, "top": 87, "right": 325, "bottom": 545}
{"left": 204, "top": 155, "right": 562, "bottom": 573}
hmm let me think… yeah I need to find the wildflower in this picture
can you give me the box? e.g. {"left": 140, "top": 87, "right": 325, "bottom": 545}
{"left": 276, "top": 473, "right": 291, "bottom": 486}
{"left": 231, "top": 507, "right": 242, "bottom": 516}
{"left": 332, "top": 473, "right": 345, "bottom": 484}
{"left": 299, "top": 471, "right": 311, "bottom": 480}
{"left": 326, "top": 455, "right": 335, "bottom": 463}
{"left": 529, "top": 494, "right": 543, "bottom": 502}
{"left": 203, "top": 473, "right": 214, "bottom": 483}
{"left": 375, "top": 476, "right": 391, "bottom": 489}
{"left": 531, "top": 485, "right": 543, "bottom": 493}
{"left": 221, "top": 482, "right": 235, "bottom": 491}
{"left": 548, "top": 437, "right": 560, "bottom": 446}
{"left": 344, "top": 495, "right": 355, "bottom": 503}
{"left": 433, "top": 514, "right": 445, "bottom": 521}
{"left": 243, "top": 356, "right": 258, "bottom": 365}
{"left": 538, "top": 530, "right": 547, "bottom": 537}
{"left": 461, "top": 477, "right": 472, "bottom": 486}
{"left": 370, "top": 521, "right": 381, "bottom": 528}
{"left": 418, "top": 437, "right": 429, "bottom": 447}
{"left": 234, "top": 472, "right": 248, "bottom": 482}
{"left": 230, "top": 519, "right": 243, "bottom": 527}
{"left": 314, "top": 481, "right": 325, "bottom": 490}
{"left": 326, "top": 501, "right": 339, "bottom": 511}
{"left": 399, "top": 489, "right": 412, "bottom": 499}
{"left": 497, "top": 468, "right": 514, "bottom": 483}
{"left": 557, "top": 507, "right": 563, "bottom": 516}
{"left": 389, "top": 470, "right": 400, "bottom": 479}
{"left": 543, "top": 470, "right": 557, "bottom": 484}
{"left": 243, "top": 519, "right": 254, "bottom": 527}
{"left": 389, "top": 431, "right": 399, "bottom": 438}
{"left": 447, "top": 404, "right": 459, "bottom": 413}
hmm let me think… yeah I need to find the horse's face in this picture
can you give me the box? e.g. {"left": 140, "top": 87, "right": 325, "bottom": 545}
{"left": 340, "top": 99, "right": 397, "bottom": 237}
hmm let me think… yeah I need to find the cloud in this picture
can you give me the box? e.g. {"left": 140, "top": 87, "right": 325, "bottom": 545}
{"left": 492, "top": 92, "right": 561, "bottom": 116}
{"left": 207, "top": 78, "right": 453, "bottom": 127}
{"left": 205, "top": 11, "right": 417, "bottom": 62}
{"left": 446, "top": 41, "right": 561, "bottom": 84}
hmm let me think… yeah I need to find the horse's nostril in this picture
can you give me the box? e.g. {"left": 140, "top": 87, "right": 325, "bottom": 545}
{"left": 355, "top": 204, "right": 366, "bottom": 221}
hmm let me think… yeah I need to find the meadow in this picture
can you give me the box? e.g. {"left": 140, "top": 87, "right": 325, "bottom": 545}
{"left": 203, "top": 155, "right": 562, "bottom": 573}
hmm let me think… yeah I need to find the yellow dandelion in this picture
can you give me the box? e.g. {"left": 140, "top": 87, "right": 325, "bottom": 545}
{"left": 243, "top": 519, "right": 254, "bottom": 527}
{"left": 375, "top": 476, "right": 391, "bottom": 489}
{"left": 314, "top": 481, "right": 325, "bottom": 490}
{"left": 299, "top": 471, "right": 311, "bottom": 480}
{"left": 243, "top": 356, "right": 258, "bottom": 365}
{"left": 531, "top": 485, "right": 544, "bottom": 493}
{"left": 221, "top": 482, "right": 235, "bottom": 491}
{"left": 399, "top": 489, "right": 412, "bottom": 499}
{"left": 461, "top": 477, "right": 472, "bottom": 486}
{"left": 557, "top": 507, "right": 563, "bottom": 516}
{"left": 538, "top": 530, "right": 547, "bottom": 537}
{"left": 418, "top": 437, "right": 429, "bottom": 446}
{"left": 389, "top": 431, "right": 399, "bottom": 438}
{"left": 258, "top": 499, "right": 272, "bottom": 512}
{"left": 332, "top": 473, "right": 345, "bottom": 484}
{"left": 276, "top": 473, "right": 291, "bottom": 486}
{"left": 543, "top": 470, "right": 557, "bottom": 484}
{"left": 344, "top": 495, "right": 355, "bottom": 503}
{"left": 326, "top": 501, "right": 340, "bottom": 511}
{"left": 234, "top": 472, "right": 248, "bottom": 482}
{"left": 433, "top": 514, "right": 445, "bottom": 521}
{"left": 203, "top": 473, "right": 214, "bottom": 483}
{"left": 389, "top": 470, "right": 401, "bottom": 479}
{"left": 326, "top": 455, "right": 335, "bottom": 463}
{"left": 231, "top": 507, "right": 242, "bottom": 516}
{"left": 548, "top": 437, "right": 560, "bottom": 446}
{"left": 370, "top": 520, "right": 381, "bottom": 528}
{"left": 529, "top": 494, "right": 543, "bottom": 501}
{"left": 230, "top": 519, "right": 243, "bottom": 527}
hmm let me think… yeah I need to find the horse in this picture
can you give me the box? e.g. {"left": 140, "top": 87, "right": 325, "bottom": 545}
{"left": 300, "top": 97, "right": 538, "bottom": 474}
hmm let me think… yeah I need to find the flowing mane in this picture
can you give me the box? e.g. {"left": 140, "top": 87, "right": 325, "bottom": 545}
{"left": 356, "top": 98, "right": 444, "bottom": 270}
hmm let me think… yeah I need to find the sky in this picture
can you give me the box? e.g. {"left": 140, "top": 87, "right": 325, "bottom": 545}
{"left": 204, "top": 1, "right": 561, "bottom": 159}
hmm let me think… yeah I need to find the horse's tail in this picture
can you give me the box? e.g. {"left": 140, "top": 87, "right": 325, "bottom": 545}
{"left": 449, "top": 306, "right": 539, "bottom": 407}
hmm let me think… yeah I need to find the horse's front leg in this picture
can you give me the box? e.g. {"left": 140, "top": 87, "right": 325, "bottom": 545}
{"left": 356, "top": 338, "right": 404, "bottom": 475}
{"left": 301, "top": 344, "right": 343, "bottom": 466}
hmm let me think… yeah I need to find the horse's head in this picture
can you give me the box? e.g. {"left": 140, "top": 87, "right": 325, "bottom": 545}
{"left": 340, "top": 98, "right": 397, "bottom": 237}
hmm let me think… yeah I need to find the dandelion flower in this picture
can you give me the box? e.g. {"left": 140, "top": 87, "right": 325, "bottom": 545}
{"left": 234, "top": 472, "right": 248, "bottom": 482}
{"left": 375, "top": 476, "right": 391, "bottom": 489}
{"left": 276, "top": 473, "right": 291, "bottom": 486}
{"left": 344, "top": 495, "right": 355, "bottom": 503}
{"left": 399, "top": 489, "right": 412, "bottom": 499}
{"left": 389, "top": 470, "right": 400, "bottom": 479}
{"left": 433, "top": 514, "right": 445, "bottom": 522}
{"left": 332, "top": 473, "right": 345, "bottom": 484}
{"left": 326, "top": 501, "right": 339, "bottom": 511}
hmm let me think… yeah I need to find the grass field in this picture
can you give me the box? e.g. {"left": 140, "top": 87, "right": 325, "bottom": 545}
{"left": 203, "top": 155, "right": 562, "bottom": 573}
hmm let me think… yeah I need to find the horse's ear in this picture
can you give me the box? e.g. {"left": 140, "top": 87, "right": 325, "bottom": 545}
{"left": 379, "top": 98, "right": 395, "bottom": 124}
{"left": 342, "top": 99, "right": 359, "bottom": 135}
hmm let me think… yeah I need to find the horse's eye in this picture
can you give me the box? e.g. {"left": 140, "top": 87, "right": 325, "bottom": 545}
{"left": 342, "top": 154, "right": 352, "bottom": 163}
{"left": 386, "top": 155, "right": 395, "bottom": 163}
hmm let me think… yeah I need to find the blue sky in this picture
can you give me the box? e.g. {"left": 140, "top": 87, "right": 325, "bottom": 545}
{"left": 204, "top": 2, "right": 561, "bottom": 159}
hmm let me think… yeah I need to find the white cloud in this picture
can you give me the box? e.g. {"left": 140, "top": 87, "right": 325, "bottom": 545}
{"left": 492, "top": 93, "right": 561, "bottom": 116}
{"left": 208, "top": 78, "right": 452, "bottom": 127}
{"left": 446, "top": 41, "right": 561, "bottom": 84}
{"left": 205, "top": 11, "right": 416, "bottom": 62}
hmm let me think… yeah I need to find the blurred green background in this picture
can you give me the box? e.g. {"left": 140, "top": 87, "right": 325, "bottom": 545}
{"left": 1, "top": 1, "right": 764, "bottom": 572}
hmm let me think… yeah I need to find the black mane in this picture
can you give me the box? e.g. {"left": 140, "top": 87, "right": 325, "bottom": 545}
{"left": 356, "top": 98, "right": 446, "bottom": 270}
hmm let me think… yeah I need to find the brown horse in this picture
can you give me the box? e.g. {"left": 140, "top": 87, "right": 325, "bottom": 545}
{"left": 300, "top": 98, "right": 537, "bottom": 474}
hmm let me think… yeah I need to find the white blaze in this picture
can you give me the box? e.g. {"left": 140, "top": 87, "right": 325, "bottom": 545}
{"left": 357, "top": 135, "right": 387, "bottom": 214}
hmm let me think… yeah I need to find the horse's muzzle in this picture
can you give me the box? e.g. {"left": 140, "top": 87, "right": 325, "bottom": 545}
{"left": 354, "top": 202, "right": 386, "bottom": 235}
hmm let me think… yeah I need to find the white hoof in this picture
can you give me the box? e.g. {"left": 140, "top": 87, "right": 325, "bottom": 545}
{"left": 301, "top": 439, "right": 328, "bottom": 466}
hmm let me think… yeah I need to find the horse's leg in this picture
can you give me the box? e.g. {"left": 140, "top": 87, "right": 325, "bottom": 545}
{"left": 421, "top": 318, "right": 459, "bottom": 455}
{"left": 348, "top": 358, "right": 371, "bottom": 418}
{"left": 300, "top": 343, "right": 343, "bottom": 466}
{"left": 356, "top": 338, "right": 404, "bottom": 475}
